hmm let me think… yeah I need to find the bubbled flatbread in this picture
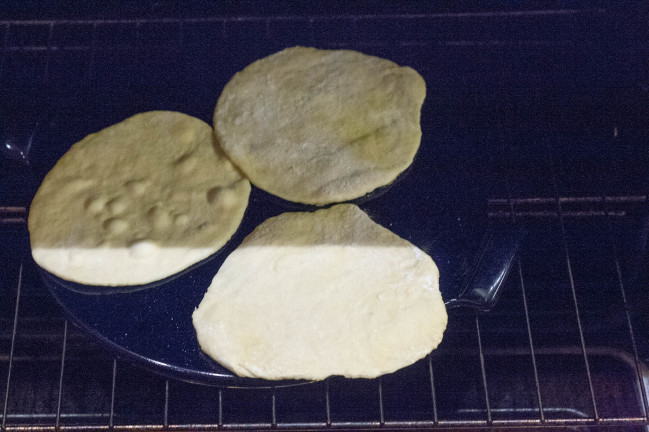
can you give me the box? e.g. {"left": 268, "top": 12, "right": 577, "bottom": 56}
{"left": 214, "top": 46, "right": 426, "bottom": 205}
{"left": 28, "top": 111, "right": 250, "bottom": 286}
{"left": 192, "top": 204, "right": 447, "bottom": 380}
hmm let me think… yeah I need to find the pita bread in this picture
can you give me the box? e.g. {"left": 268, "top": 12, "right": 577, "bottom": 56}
{"left": 214, "top": 47, "right": 426, "bottom": 205}
{"left": 193, "top": 204, "right": 447, "bottom": 380}
{"left": 29, "top": 111, "right": 250, "bottom": 286}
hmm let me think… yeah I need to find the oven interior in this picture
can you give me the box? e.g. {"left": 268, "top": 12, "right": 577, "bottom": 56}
{"left": 1, "top": 2, "right": 649, "bottom": 431}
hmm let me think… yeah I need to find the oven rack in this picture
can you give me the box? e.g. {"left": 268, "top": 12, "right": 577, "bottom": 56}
{"left": 2, "top": 5, "right": 649, "bottom": 431}
{"left": 2, "top": 196, "right": 649, "bottom": 431}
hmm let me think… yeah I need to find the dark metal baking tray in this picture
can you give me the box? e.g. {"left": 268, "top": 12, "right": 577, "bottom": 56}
{"left": 35, "top": 81, "right": 523, "bottom": 385}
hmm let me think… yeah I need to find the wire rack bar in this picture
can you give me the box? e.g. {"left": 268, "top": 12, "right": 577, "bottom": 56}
{"left": 516, "top": 260, "right": 545, "bottom": 422}
{"left": 474, "top": 315, "right": 492, "bottom": 424}
{"left": 377, "top": 377, "right": 384, "bottom": 426}
{"left": 2, "top": 416, "right": 649, "bottom": 432}
{"left": 274, "top": 424, "right": 326, "bottom": 430}
{"left": 0, "top": 7, "right": 606, "bottom": 28}
{"left": 605, "top": 196, "right": 649, "bottom": 419}
{"left": 505, "top": 179, "right": 546, "bottom": 423}
{"left": 489, "top": 195, "right": 648, "bottom": 205}
{"left": 324, "top": 379, "right": 331, "bottom": 426}
{"left": 109, "top": 359, "right": 116, "bottom": 429}
{"left": 271, "top": 388, "right": 277, "bottom": 428}
{"left": 217, "top": 389, "right": 223, "bottom": 427}
{"left": 54, "top": 320, "right": 68, "bottom": 429}
{"left": 549, "top": 141, "right": 600, "bottom": 421}
{"left": 2, "top": 261, "right": 23, "bottom": 431}
{"left": 613, "top": 251, "right": 649, "bottom": 416}
{"left": 163, "top": 380, "right": 169, "bottom": 429}
{"left": 0, "top": 39, "right": 592, "bottom": 54}
{"left": 0, "top": 10, "right": 578, "bottom": 29}
{"left": 427, "top": 355, "right": 438, "bottom": 424}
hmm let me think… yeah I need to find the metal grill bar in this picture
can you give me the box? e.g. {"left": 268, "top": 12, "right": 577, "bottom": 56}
{"left": 2, "top": 261, "right": 23, "bottom": 431}
{"left": 427, "top": 356, "right": 438, "bottom": 424}
{"left": 109, "top": 359, "right": 117, "bottom": 428}
{"left": 0, "top": 38, "right": 587, "bottom": 52}
{"left": 614, "top": 255, "right": 649, "bottom": 415}
{"left": 0, "top": 46, "right": 89, "bottom": 52}
{"left": 271, "top": 388, "right": 277, "bottom": 427}
{"left": 324, "top": 379, "right": 331, "bottom": 426}
{"left": 377, "top": 378, "right": 384, "bottom": 426}
{"left": 55, "top": 320, "right": 68, "bottom": 429}
{"left": 163, "top": 380, "right": 169, "bottom": 429}
{"left": 4, "top": 413, "right": 109, "bottom": 419}
{"left": 517, "top": 260, "right": 545, "bottom": 422}
{"left": 217, "top": 389, "right": 223, "bottom": 427}
{"left": 0, "top": 207, "right": 27, "bottom": 225}
{"left": 489, "top": 196, "right": 648, "bottom": 205}
{"left": 506, "top": 181, "right": 546, "bottom": 422}
{"left": 550, "top": 142, "right": 600, "bottom": 421}
{"left": 0, "top": 9, "right": 605, "bottom": 27}
{"left": 2, "top": 417, "right": 649, "bottom": 432}
{"left": 0, "top": 41, "right": 588, "bottom": 52}
{"left": 489, "top": 210, "right": 630, "bottom": 219}
{"left": 605, "top": 200, "right": 649, "bottom": 419}
{"left": 474, "top": 315, "right": 492, "bottom": 424}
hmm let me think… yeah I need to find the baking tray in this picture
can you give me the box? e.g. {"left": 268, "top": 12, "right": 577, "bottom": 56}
{"left": 24, "top": 76, "right": 523, "bottom": 386}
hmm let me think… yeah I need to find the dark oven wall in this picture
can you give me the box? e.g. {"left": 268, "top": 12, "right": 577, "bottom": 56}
{"left": 1, "top": 2, "right": 649, "bottom": 431}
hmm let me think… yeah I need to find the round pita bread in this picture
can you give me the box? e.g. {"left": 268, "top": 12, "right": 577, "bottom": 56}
{"left": 214, "top": 46, "right": 426, "bottom": 205}
{"left": 29, "top": 111, "right": 250, "bottom": 286}
{"left": 192, "top": 204, "right": 447, "bottom": 380}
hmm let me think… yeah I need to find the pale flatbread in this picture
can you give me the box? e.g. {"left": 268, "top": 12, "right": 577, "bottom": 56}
{"left": 214, "top": 46, "right": 426, "bottom": 205}
{"left": 29, "top": 111, "right": 251, "bottom": 286}
{"left": 193, "top": 204, "right": 447, "bottom": 380}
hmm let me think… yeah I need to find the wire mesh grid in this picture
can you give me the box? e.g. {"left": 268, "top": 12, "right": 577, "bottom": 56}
{"left": 1, "top": 7, "right": 649, "bottom": 431}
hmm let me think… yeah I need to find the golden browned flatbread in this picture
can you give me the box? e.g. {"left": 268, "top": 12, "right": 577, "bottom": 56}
{"left": 29, "top": 111, "right": 250, "bottom": 286}
{"left": 214, "top": 46, "right": 426, "bottom": 205}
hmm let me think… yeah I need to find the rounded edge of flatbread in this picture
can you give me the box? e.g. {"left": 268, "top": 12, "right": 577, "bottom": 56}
{"left": 28, "top": 111, "right": 251, "bottom": 287}
{"left": 192, "top": 203, "right": 447, "bottom": 380}
{"left": 213, "top": 46, "right": 426, "bottom": 206}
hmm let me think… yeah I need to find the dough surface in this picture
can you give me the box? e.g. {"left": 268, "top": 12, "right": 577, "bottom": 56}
{"left": 214, "top": 46, "right": 426, "bottom": 205}
{"left": 192, "top": 204, "right": 447, "bottom": 380}
{"left": 29, "top": 111, "right": 250, "bottom": 286}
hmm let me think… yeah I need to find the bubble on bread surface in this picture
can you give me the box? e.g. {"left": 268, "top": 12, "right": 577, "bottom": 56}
{"left": 103, "top": 217, "right": 129, "bottom": 235}
{"left": 84, "top": 196, "right": 107, "bottom": 214}
{"left": 129, "top": 239, "right": 158, "bottom": 259}
{"left": 148, "top": 206, "right": 172, "bottom": 230}
{"left": 174, "top": 152, "right": 198, "bottom": 175}
{"left": 125, "top": 179, "right": 150, "bottom": 196}
{"left": 107, "top": 196, "right": 128, "bottom": 215}
{"left": 63, "top": 178, "right": 95, "bottom": 194}
{"left": 173, "top": 213, "right": 189, "bottom": 226}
